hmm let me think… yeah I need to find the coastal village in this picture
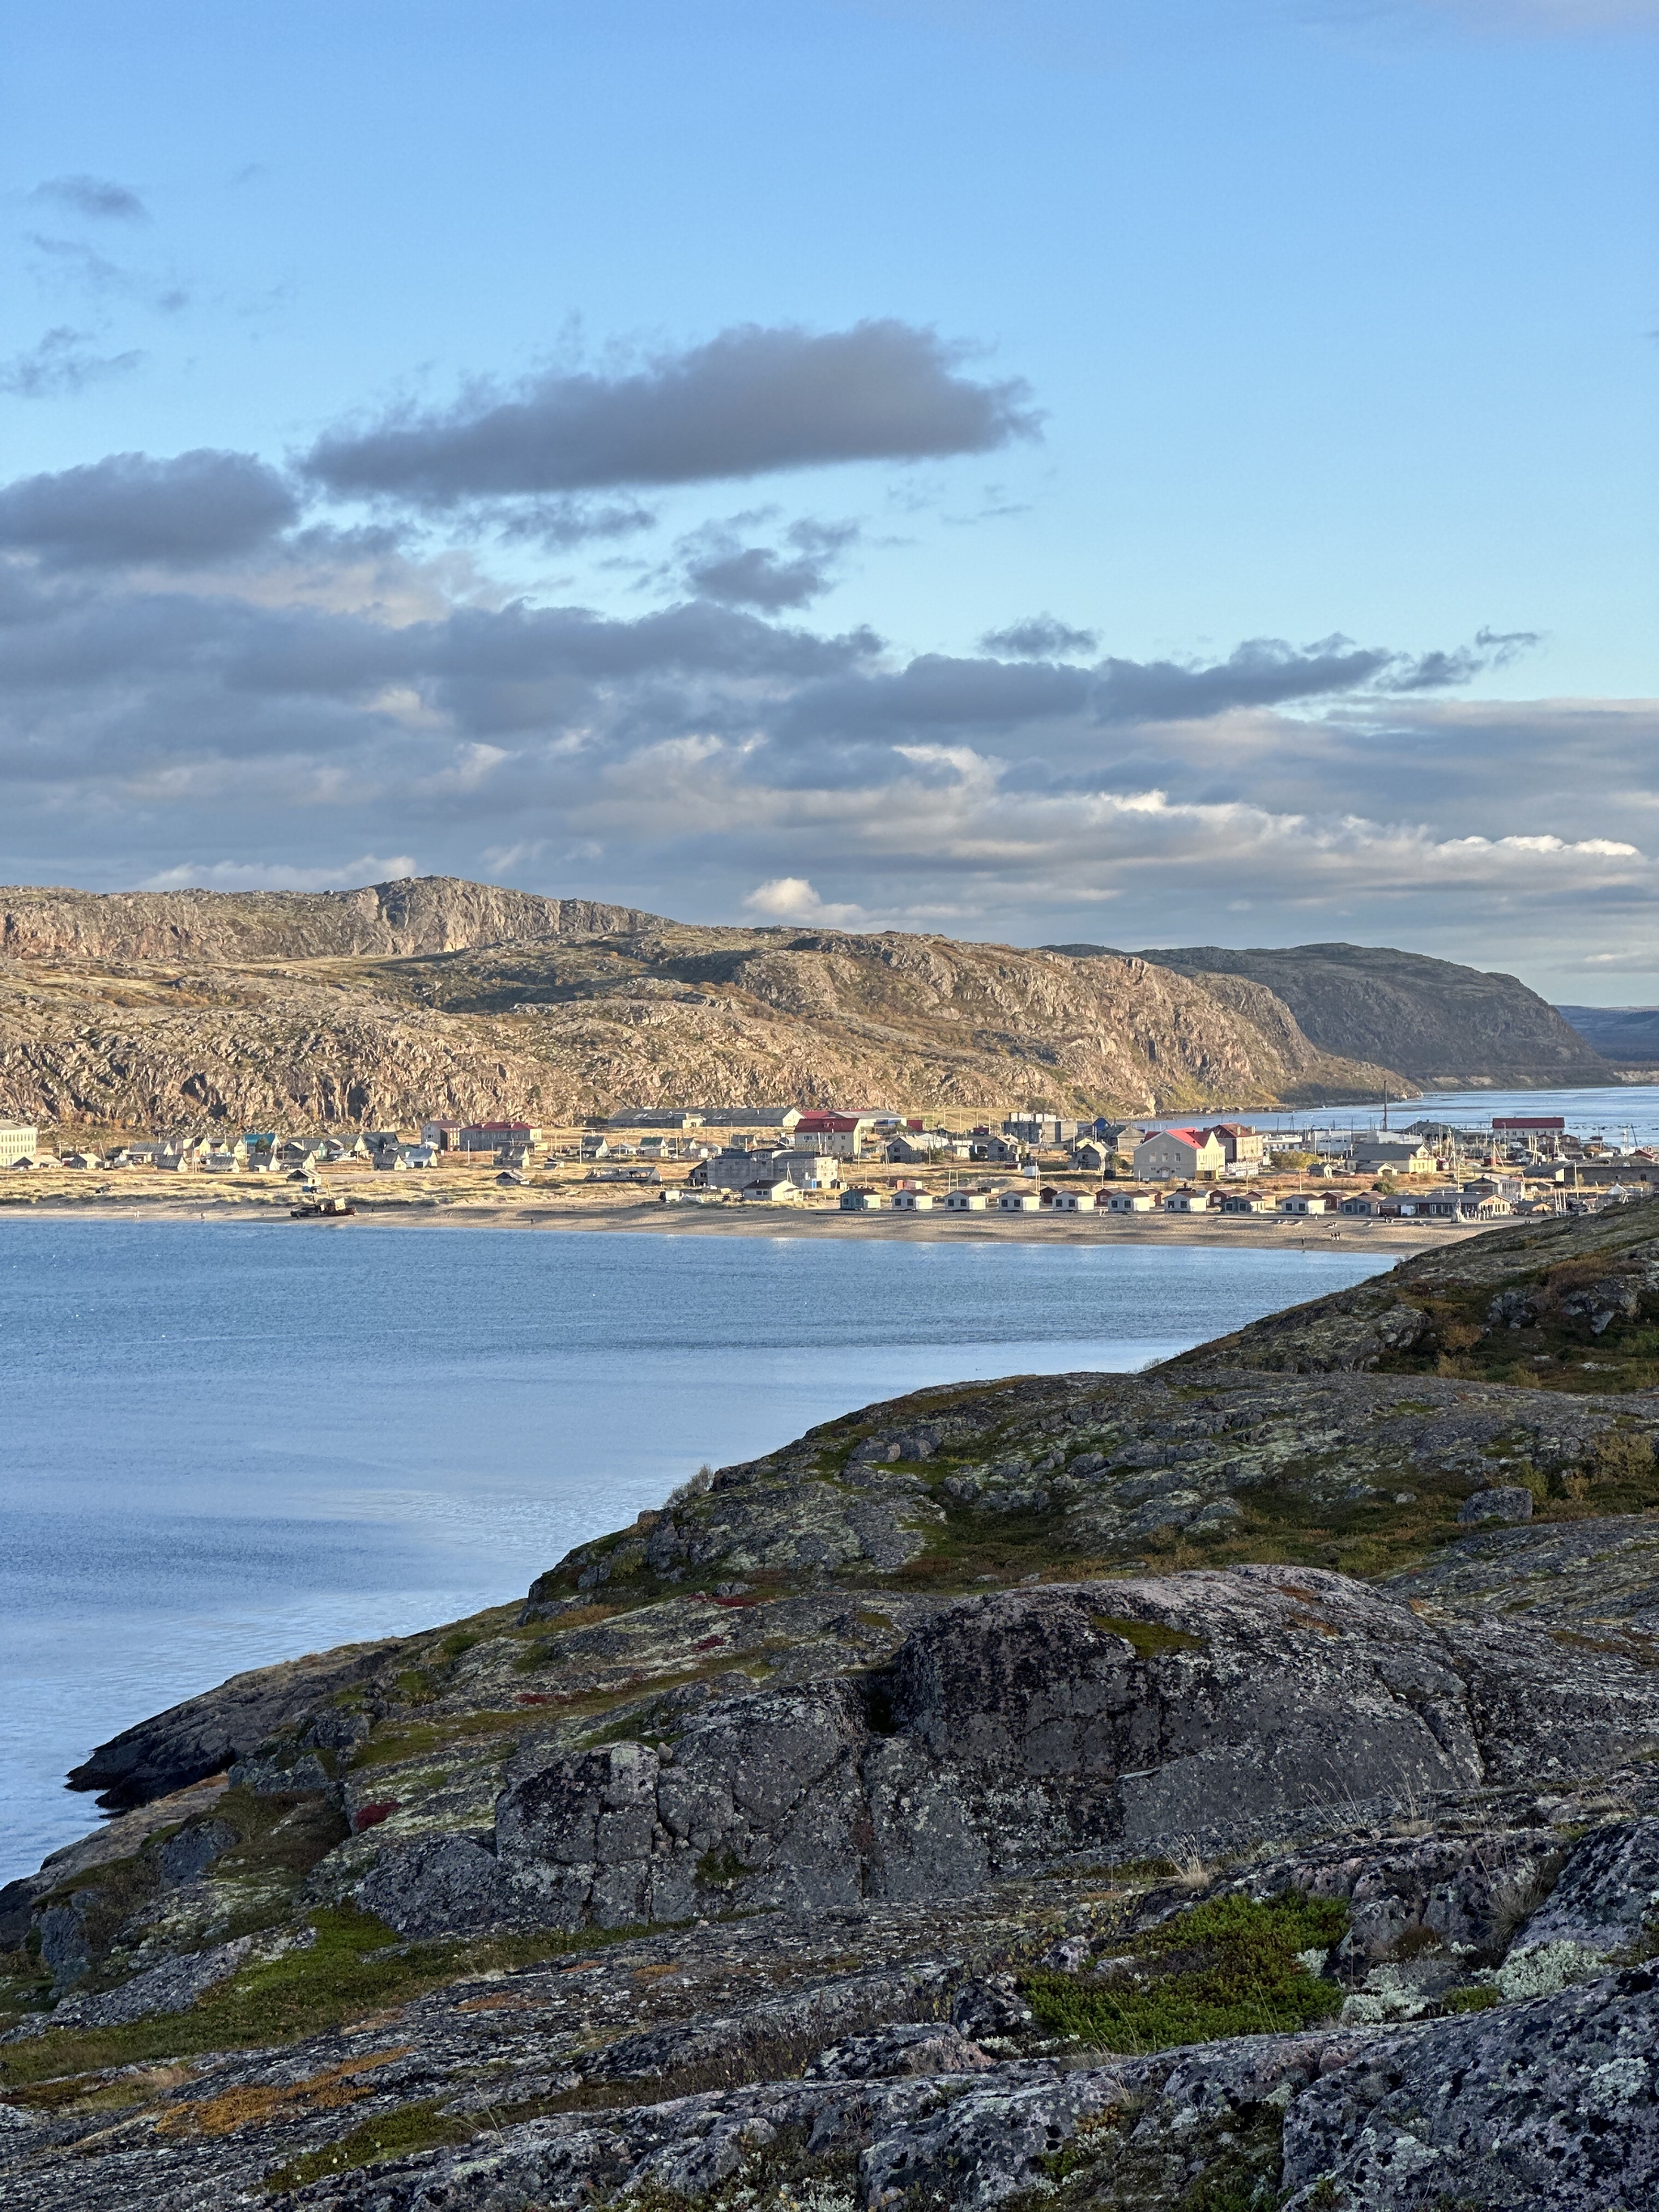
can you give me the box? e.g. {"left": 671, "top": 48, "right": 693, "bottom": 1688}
{"left": 1, "top": 1103, "right": 1653, "bottom": 1235}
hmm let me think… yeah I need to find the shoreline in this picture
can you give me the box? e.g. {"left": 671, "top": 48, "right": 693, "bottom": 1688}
{"left": 0, "top": 1188, "right": 1475, "bottom": 1255}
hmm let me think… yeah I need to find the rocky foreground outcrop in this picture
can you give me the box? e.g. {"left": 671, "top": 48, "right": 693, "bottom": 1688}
{"left": 6, "top": 1207, "right": 1659, "bottom": 2209}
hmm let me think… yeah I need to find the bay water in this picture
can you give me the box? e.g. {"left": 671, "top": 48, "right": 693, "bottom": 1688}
{"left": 1, "top": 1221, "right": 1389, "bottom": 1874}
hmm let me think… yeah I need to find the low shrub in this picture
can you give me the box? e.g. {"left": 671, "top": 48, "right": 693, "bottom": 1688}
{"left": 1024, "top": 1891, "right": 1348, "bottom": 2052}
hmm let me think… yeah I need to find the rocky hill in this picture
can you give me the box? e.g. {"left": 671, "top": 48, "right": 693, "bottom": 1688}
{"left": 1557, "top": 1002, "right": 1659, "bottom": 1072}
{"left": 1100, "top": 940, "right": 1613, "bottom": 1090}
{"left": 0, "top": 879, "right": 656, "bottom": 964}
{"left": 5, "top": 1202, "right": 1659, "bottom": 2209}
{"left": 0, "top": 880, "right": 1405, "bottom": 1128}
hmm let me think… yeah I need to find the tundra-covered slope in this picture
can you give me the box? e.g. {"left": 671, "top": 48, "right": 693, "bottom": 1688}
{"left": 1170, "top": 1194, "right": 1659, "bottom": 1391}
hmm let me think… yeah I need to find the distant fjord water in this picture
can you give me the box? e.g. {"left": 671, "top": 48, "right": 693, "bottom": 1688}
{"left": 4, "top": 1221, "right": 1396, "bottom": 1870}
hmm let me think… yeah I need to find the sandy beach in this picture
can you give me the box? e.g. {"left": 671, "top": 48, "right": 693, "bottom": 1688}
{"left": 0, "top": 1173, "right": 1475, "bottom": 1255}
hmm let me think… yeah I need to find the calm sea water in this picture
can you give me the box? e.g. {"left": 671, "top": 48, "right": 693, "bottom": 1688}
{"left": 1141, "top": 1084, "right": 1659, "bottom": 1150}
{"left": 1, "top": 1221, "right": 1389, "bottom": 1875}
{"left": 1218, "top": 1083, "right": 1659, "bottom": 1147}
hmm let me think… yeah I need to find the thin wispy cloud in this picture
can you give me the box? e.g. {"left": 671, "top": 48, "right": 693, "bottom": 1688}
{"left": 27, "top": 232, "right": 188, "bottom": 315}
{"left": 0, "top": 327, "right": 143, "bottom": 399}
{"left": 30, "top": 173, "right": 149, "bottom": 222}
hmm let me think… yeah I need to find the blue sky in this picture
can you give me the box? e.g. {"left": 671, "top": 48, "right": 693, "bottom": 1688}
{"left": 1, "top": 0, "right": 1655, "bottom": 995}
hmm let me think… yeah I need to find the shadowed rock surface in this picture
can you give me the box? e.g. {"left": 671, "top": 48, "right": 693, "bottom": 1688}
{"left": 1133, "top": 939, "right": 1614, "bottom": 1089}
{"left": 6, "top": 1204, "right": 1659, "bottom": 2209}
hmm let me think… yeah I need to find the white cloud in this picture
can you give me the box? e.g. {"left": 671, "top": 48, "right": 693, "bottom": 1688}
{"left": 743, "top": 876, "right": 869, "bottom": 927}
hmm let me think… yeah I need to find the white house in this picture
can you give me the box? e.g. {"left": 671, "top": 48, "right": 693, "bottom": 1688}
{"left": 740, "top": 1178, "right": 802, "bottom": 1204}
{"left": 1221, "top": 1191, "right": 1273, "bottom": 1214}
{"left": 1278, "top": 1193, "right": 1330, "bottom": 1215}
{"left": 839, "top": 1187, "right": 887, "bottom": 1210}
{"left": 996, "top": 1189, "right": 1040, "bottom": 1212}
{"left": 1105, "top": 1191, "right": 1157, "bottom": 1213}
{"left": 944, "top": 1189, "right": 988, "bottom": 1211}
{"left": 0, "top": 1124, "right": 40, "bottom": 1168}
{"left": 891, "top": 1188, "right": 934, "bottom": 1211}
{"left": 1133, "top": 1127, "right": 1228, "bottom": 1181}
{"left": 886, "top": 1132, "right": 970, "bottom": 1164}
{"left": 1163, "top": 1189, "right": 1215, "bottom": 1213}
{"left": 1051, "top": 1189, "right": 1095, "bottom": 1213}
{"left": 1352, "top": 1137, "right": 1437, "bottom": 1177}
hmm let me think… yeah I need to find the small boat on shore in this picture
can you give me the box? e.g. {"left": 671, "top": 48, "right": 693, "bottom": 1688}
{"left": 291, "top": 1193, "right": 356, "bottom": 1218}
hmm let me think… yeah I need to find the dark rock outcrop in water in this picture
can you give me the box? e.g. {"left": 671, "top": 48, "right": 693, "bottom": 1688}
{"left": 66, "top": 1642, "right": 398, "bottom": 1811}
{"left": 8, "top": 1204, "right": 1659, "bottom": 2209}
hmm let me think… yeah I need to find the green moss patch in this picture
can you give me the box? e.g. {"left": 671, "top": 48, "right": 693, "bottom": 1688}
{"left": 697, "top": 1847, "right": 748, "bottom": 1887}
{"left": 350, "top": 1707, "right": 548, "bottom": 1770}
{"left": 1443, "top": 1984, "right": 1500, "bottom": 2014}
{"left": 898, "top": 1493, "right": 1077, "bottom": 1588}
{"left": 262, "top": 2097, "right": 475, "bottom": 2192}
{"left": 0, "top": 1908, "right": 647, "bottom": 2090}
{"left": 1024, "top": 1891, "right": 1348, "bottom": 2052}
{"left": 1090, "top": 1614, "right": 1205, "bottom": 1658}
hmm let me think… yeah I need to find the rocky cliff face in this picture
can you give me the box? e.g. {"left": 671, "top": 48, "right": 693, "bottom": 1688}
{"left": 1132, "top": 940, "right": 1615, "bottom": 1089}
{"left": 0, "top": 885, "right": 1405, "bottom": 1127}
{"left": 0, "top": 878, "right": 657, "bottom": 963}
{"left": 6, "top": 1207, "right": 1659, "bottom": 2207}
